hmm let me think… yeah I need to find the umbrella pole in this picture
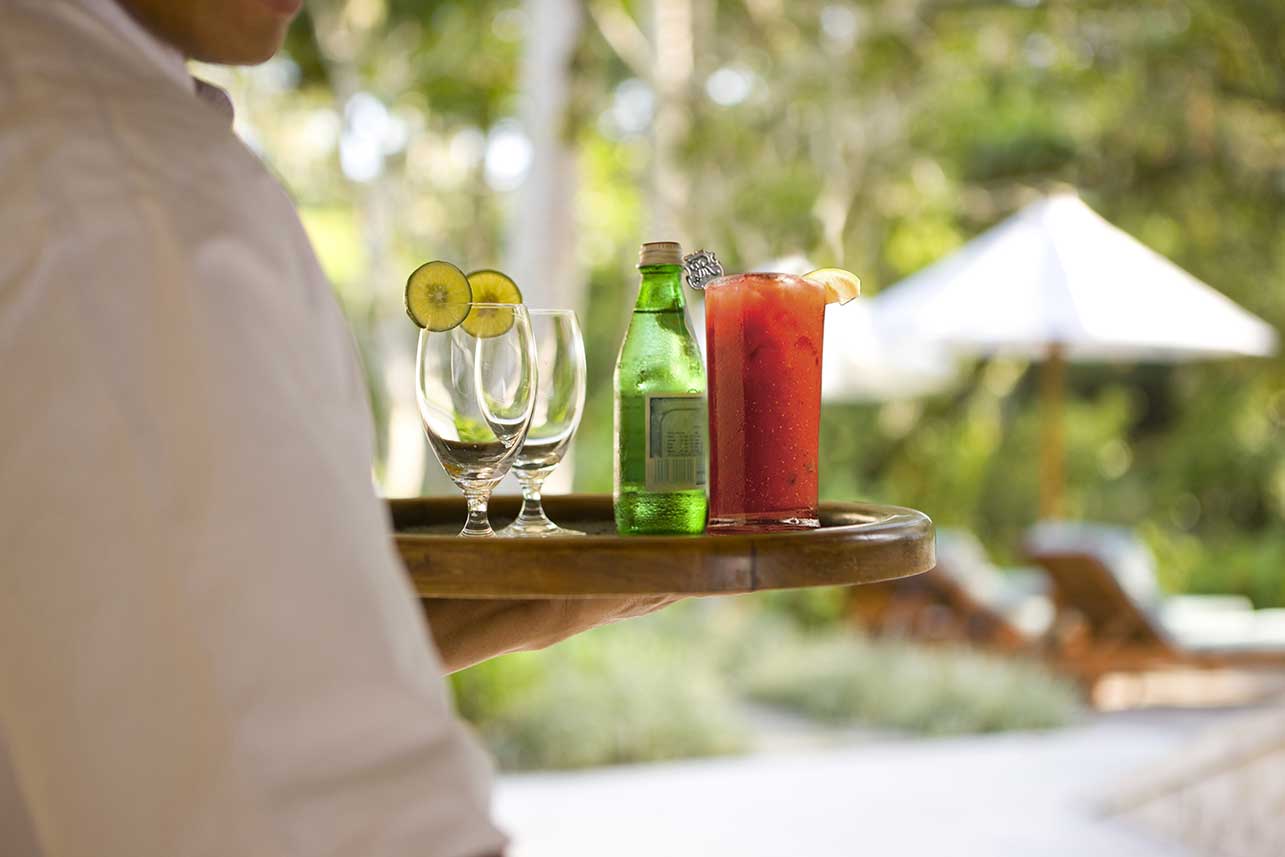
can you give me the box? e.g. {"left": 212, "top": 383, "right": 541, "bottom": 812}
{"left": 1040, "top": 343, "right": 1066, "bottom": 519}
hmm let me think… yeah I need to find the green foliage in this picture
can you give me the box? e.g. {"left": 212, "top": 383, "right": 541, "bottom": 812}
{"left": 1144, "top": 523, "right": 1285, "bottom": 610}
{"left": 751, "top": 588, "right": 849, "bottom": 631}
{"left": 451, "top": 601, "right": 1081, "bottom": 769}
{"left": 1186, "top": 534, "right": 1285, "bottom": 609}
{"left": 451, "top": 610, "right": 749, "bottom": 770}
{"left": 740, "top": 628, "right": 1082, "bottom": 736}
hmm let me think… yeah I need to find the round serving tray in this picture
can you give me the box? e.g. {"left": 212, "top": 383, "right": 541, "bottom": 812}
{"left": 391, "top": 494, "right": 933, "bottom": 598}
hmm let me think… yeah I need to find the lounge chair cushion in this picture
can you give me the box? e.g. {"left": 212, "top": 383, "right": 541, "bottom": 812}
{"left": 1025, "top": 520, "right": 1163, "bottom": 615}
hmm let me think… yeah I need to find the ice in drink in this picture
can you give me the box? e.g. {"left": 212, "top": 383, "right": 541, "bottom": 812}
{"left": 705, "top": 272, "right": 826, "bottom": 530}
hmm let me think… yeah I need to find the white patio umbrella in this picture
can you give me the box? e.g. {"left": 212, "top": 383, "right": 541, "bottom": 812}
{"left": 875, "top": 192, "right": 1278, "bottom": 516}
{"left": 821, "top": 300, "right": 960, "bottom": 402}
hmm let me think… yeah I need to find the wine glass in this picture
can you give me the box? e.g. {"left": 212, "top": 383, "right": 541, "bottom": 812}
{"left": 416, "top": 303, "right": 537, "bottom": 537}
{"left": 499, "top": 309, "right": 588, "bottom": 537}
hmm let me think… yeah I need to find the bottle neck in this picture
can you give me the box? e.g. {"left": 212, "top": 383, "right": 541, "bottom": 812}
{"left": 635, "top": 264, "right": 687, "bottom": 311}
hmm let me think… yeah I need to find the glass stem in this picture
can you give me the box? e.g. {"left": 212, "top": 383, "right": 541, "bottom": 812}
{"left": 461, "top": 487, "right": 494, "bottom": 537}
{"left": 516, "top": 468, "right": 554, "bottom": 526}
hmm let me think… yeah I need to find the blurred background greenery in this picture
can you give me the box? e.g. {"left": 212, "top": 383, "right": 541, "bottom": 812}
{"left": 201, "top": 0, "right": 1283, "bottom": 767}
{"left": 450, "top": 601, "right": 1081, "bottom": 769}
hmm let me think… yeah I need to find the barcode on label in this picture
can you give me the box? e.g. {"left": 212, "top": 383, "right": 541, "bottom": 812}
{"left": 644, "top": 393, "right": 707, "bottom": 492}
{"left": 647, "top": 457, "right": 704, "bottom": 490}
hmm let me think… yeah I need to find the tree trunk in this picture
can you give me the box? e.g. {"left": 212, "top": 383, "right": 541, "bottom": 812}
{"left": 506, "top": 0, "right": 586, "bottom": 492}
{"left": 310, "top": 0, "right": 434, "bottom": 498}
{"left": 507, "top": 0, "right": 584, "bottom": 311}
{"left": 649, "top": 0, "right": 693, "bottom": 242}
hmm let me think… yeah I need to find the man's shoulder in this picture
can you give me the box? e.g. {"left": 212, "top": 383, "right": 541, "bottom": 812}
{"left": 3, "top": 1, "right": 185, "bottom": 106}
{"left": 0, "top": 24, "right": 293, "bottom": 285}
{"left": 1, "top": 0, "right": 263, "bottom": 212}
{"left": 0, "top": 2, "right": 324, "bottom": 345}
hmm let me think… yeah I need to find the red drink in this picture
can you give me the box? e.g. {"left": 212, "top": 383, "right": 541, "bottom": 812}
{"left": 705, "top": 272, "right": 826, "bottom": 530}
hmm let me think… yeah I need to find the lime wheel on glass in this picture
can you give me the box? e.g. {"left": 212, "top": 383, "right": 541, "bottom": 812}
{"left": 462, "top": 269, "right": 524, "bottom": 338}
{"left": 404, "top": 260, "right": 472, "bottom": 331}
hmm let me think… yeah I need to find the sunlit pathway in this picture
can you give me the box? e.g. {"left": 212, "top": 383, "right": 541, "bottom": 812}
{"left": 493, "top": 710, "right": 1220, "bottom": 857}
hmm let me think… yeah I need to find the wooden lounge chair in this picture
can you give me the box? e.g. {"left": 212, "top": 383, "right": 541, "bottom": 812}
{"left": 1023, "top": 521, "right": 1285, "bottom": 689}
{"left": 849, "top": 529, "right": 1053, "bottom": 652}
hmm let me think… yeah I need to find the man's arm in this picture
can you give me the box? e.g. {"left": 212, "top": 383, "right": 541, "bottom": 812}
{"left": 422, "top": 595, "right": 678, "bottom": 673}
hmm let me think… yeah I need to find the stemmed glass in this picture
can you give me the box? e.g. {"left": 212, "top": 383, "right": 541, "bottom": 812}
{"left": 416, "top": 303, "right": 537, "bottom": 537}
{"left": 499, "top": 309, "right": 587, "bottom": 537}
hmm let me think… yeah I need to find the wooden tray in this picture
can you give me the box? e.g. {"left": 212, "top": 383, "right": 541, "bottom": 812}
{"left": 391, "top": 494, "right": 934, "bottom": 598}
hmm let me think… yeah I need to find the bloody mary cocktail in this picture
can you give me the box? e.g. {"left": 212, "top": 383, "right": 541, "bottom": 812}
{"left": 705, "top": 272, "right": 826, "bottom": 530}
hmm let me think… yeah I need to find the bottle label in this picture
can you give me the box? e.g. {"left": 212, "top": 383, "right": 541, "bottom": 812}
{"left": 644, "top": 393, "right": 707, "bottom": 492}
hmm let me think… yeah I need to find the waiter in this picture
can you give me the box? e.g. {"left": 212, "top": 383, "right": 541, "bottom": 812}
{"left": 0, "top": 1, "right": 670, "bottom": 855}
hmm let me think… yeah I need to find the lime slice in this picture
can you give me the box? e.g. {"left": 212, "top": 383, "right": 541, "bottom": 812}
{"left": 466, "top": 269, "right": 523, "bottom": 303}
{"left": 462, "top": 269, "right": 524, "bottom": 337}
{"left": 803, "top": 267, "right": 862, "bottom": 305}
{"left": 405, "top": 261, "right": 472, "bottom": 330}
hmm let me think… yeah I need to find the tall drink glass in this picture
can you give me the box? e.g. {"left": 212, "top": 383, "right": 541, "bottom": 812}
{"left": 705, "top": 272, "right": 826, "bottom": 531}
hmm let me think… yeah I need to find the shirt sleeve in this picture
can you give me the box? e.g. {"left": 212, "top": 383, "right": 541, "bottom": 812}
{"left": 0, "top": 158, "right": 507, "bottom": 857}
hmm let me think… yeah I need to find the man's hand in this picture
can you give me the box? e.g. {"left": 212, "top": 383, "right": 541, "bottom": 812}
{"left": 421, "top": 596, "right": 679, "bottom": 673}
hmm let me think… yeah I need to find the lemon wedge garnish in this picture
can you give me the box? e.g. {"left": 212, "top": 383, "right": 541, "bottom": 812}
{"left": 804, "top": 267, "right": 861, "bottom": 305}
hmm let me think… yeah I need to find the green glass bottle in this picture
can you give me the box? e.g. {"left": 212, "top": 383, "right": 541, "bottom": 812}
{"left": 613, "top": 241, "right": 708, "bottom": 534}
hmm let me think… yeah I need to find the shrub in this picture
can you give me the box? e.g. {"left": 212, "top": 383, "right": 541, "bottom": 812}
{"left": 451, "top": 600, "right": 1082, "bottom": 770}
{"left": 452, "top": 612, "right": 749, "bottom": 770}
{"left": 740, "top": 628, "right": 1082, "bottom": 735}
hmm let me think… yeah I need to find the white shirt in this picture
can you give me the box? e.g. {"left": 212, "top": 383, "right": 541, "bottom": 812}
{"left": 0, "top": 2, "right": 506, "bottom": 856}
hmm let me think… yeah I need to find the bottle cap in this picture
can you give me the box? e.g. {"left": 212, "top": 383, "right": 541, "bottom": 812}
{"left": 638, "top": 241, "right": 682, "bottom": 267}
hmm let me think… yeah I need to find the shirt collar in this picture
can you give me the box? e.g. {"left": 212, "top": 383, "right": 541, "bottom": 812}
{"left": 80, "top": 0, "right": 195, "bottom": 95}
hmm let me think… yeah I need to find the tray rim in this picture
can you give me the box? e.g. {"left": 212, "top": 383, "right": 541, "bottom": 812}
{"left": 391, "top": 494, "right": 935, "bottom": 598}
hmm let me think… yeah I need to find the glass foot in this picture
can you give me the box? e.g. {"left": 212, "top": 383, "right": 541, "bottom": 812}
{"left": 707, "top": 511, "right": 820, "bottom": 533}
{"left": 497, "top": 518, "right": 586, "bottom": 538}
